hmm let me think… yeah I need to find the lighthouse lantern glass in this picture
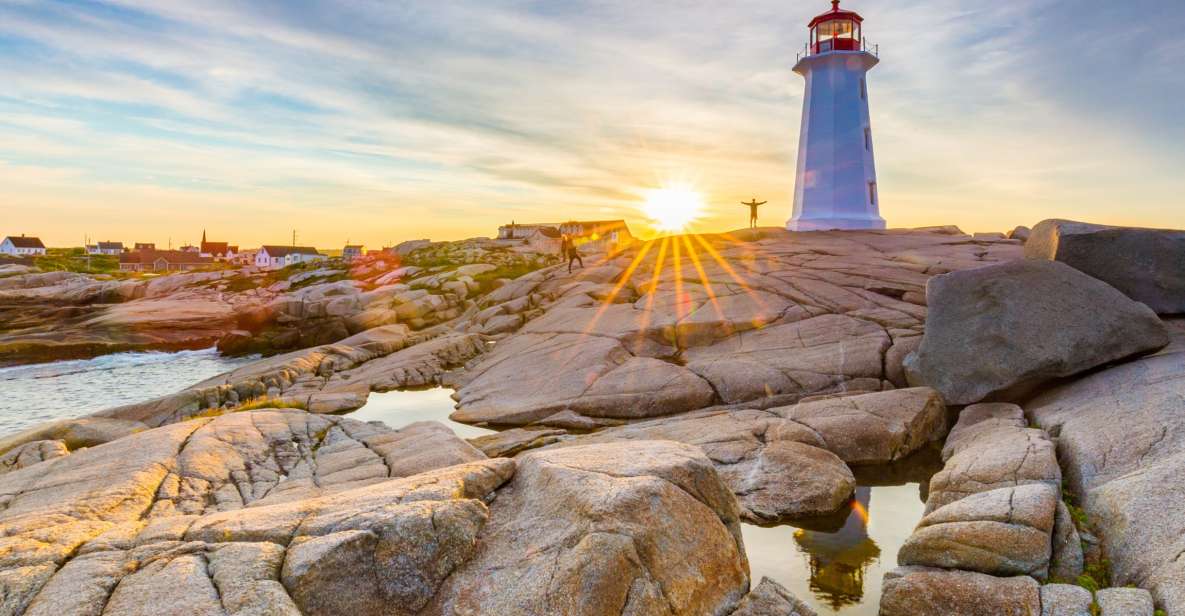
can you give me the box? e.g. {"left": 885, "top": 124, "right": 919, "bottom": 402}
{"left": 811, "top": 18, "right": 861, "bottom": 54}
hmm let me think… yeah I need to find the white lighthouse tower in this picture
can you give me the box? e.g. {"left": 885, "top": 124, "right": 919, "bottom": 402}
{"left": 787, "top": 0, "right": 886, "bottom": 232}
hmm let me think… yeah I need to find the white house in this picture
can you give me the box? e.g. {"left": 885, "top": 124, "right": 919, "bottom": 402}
{"left": 0, "top": 235, "right": 47, "bottom": 256}
{"left": 87, "top": 241, "right": 124, "bottom": 255}
{"left": 342, "top": 245, "right": 364, "bottom": 261}
{"left": 787, "top": 0, "right": 886, "bottom": 232}
{"left": 255, "top": 245, "right": 326, "bottom": 269}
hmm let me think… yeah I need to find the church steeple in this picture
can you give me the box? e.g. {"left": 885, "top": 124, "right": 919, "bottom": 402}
{"left": 201, "top": 229, "right": 206, "bottom": 244}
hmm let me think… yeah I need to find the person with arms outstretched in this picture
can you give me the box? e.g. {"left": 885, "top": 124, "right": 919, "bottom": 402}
{"left": 741, "top": 198, "right": 766, "bottom": 229}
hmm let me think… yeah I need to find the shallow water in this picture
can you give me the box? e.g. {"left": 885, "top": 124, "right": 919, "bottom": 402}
{"left": 744, "top": 482, "right": 928, "bottom": 615}
{"left": 346, "top": 387, "right": 495, "bottom": 439}
{"left": 0, "top": 348, "right": 255, "bottom": 435}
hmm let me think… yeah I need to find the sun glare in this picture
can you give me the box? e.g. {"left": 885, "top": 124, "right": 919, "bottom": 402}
{"left": 642, "top": 186, "right": 704, "bottom": 233}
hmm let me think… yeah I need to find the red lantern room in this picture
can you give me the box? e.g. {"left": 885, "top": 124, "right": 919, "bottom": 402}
{"left": 808, "top": 0, "right": 864, "bottom": 55}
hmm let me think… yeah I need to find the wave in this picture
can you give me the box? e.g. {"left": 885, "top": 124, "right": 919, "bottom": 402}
{"left": 0, "top": 347, "right": 226, "bottom": 381}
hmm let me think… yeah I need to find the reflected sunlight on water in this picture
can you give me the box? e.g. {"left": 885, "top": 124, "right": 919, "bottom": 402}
{"left": 346, "top": 387, "right": 495, "bottom": 439}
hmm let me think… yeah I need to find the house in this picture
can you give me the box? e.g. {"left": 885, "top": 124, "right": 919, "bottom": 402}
{"left": 255, "top": 246, "right": 325, "bottom": 269}
{"left": 199, "top": 230, "right": 237, "bottom": 261}
{"left": 133, "top": 242, "right": 155, "bottom": 251}
{"left": 523, "top": 226, "right": 562, "bottom": 254}
{"left": 342, "top": 245, "right": 364, "bottom": 261}
{"left": 231, "top": 248, "right": 259, "bottom": 266}
{"left": 119, "top": 250, "right": 213, "bottom": 272}
{"left": 557, "top": 220, "right": 634, "bottom": 253}
{"left": 0, "top": 235, "right": 47, "bottom": 256}
{"left": 180, "top": 245, "right": 199, "bottom": 253}
{"left": 498, "top": 220, "right": 634, "bottom": 254}
{"left": 498, "top": 222, "right": 559, "bottom": 241}
{"left": 87, "top": 241, "right": 124, "bottom": 255}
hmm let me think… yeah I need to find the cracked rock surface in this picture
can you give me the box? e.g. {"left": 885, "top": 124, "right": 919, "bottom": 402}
{"left": 0, "top": 408, "right": 756, "bottom": 616}
{"left": 1028, "top": 319, "right": 1185, "bottom": 612}
{"left": 528, "top": 387, "right": 947, "bottom": 521}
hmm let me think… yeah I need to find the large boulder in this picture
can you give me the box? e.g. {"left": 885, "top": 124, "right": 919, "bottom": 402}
{"left": 879, "top": 566, "right": 1041, "bottom": 616}
{"left": 421, "top": 441, "right": 751, "bottom": 615}
{"left": 1026, "top": 219, "right": 1185, "bottom": 314}
{"left": 907, "top": 259, "right": 1168, "bottom": 404}
{"left": 1027, "top": 323, "right": 1185, "bottom": 612}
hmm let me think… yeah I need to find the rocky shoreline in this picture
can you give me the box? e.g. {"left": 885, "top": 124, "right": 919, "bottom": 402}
{"left": 1, "top": 220, "right": 1182, "bottom": 615}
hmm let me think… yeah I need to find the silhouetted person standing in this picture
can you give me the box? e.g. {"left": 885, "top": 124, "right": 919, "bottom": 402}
{"left": 561, "top": 234, "right": 583, "bottom": 273}
{"left": 742, "top": 198, "right": 767, "bottom": 229}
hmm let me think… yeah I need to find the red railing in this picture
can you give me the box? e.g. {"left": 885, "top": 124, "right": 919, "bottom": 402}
{"left": 797, "top": 37, "right": 878, "bottom": 63}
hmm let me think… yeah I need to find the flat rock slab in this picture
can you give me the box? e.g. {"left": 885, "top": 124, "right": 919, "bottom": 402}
{"left": 880, "top": 566, "right": 1041, "bottom": 616}
{"left": 907, "top": 259, "right": 1168, "bottom": 404}
{"left": 1028, "top": 322, "right": 1185, "bottom": 612}
{"left": 1026, "top": 218, "right": 1185, "bottom": 314}
{"left": 451, "top": 230, "right": 1021, "bottom": 426}
{"left": 0, "top": 409, "right": 487, "bottom": 580}
{"left": 899, "top": 484, "right": 1057, "bottom": 579}
{"left": 770, "top": 387, "right": 947, "bottom": 465}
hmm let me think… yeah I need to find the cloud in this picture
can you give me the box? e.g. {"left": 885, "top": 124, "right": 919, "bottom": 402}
{"left": 1, "top": 0, "right": 1183, "bottom": 247}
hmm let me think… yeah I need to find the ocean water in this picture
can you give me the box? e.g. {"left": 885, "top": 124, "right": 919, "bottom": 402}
{"left": 0, "top": 348, "right": 255, "bottom": 435}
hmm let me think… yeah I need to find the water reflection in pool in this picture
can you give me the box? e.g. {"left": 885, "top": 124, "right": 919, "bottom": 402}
{"left": 346, "top": 387, "right": 495, "bottom": 440}
{"left": 743, "top": 454, "right": 939, "bottom": 615}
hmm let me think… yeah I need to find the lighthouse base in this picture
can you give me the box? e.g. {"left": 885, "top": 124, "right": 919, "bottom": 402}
{"left": 786, "top": 216, "right": 887, "bottom": 232}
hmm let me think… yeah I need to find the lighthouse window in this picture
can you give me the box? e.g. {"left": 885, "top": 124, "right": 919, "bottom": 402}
{"left": 868, "top": 181, "right": 878, "bottom": 206}
{"left": 864, "top": 128, "right": 871, "bottom": 150}
{"left": 860, "top": 78, "right": 867, "bottom": 100}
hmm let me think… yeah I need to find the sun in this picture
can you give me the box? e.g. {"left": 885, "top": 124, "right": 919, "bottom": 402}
{"left": 642, "top": 186, "right": 705, "bottom": 233}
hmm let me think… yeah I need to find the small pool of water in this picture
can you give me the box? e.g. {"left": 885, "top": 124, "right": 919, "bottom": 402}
{"left": 346, "top": 387, "right": 495, "bottom": 439}
{"left": 744, "top": 452, "right": 940, "bottom": 615}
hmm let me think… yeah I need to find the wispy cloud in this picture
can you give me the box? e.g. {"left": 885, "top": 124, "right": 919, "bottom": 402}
{"left": 1, "top": 0, "right": 1183, "bottom": 247}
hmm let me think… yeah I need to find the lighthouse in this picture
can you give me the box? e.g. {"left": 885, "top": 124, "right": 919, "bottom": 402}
{"left": 787, "top": 0, "right": 886, "bottom": 232}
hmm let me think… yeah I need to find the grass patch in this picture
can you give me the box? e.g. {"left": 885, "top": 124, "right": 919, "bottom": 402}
{"left": 34, "top": 248, "right": 123, "bottom": 275}
{"left": 192, "top": 396, "right": 307, "bottom": 419}
{"left": 232, "top": 397, "right": 306, "bottom": 412}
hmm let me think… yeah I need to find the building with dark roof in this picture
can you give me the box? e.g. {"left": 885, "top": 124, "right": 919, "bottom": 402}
{"left": 87, "top": 241, "right": 124, "bottom": 256}
{"left": 0, "top": 235, "right": 47, "bottom": 256}
{"left": 119, "top": 250, "right": 213, "bottom": 272}
{"left": 255, "top": 245, "right": 326, "bottom": 269}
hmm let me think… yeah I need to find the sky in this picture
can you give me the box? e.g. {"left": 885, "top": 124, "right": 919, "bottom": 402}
{"left": 1, "top": 0, "right": 1183, "bottom": 248}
